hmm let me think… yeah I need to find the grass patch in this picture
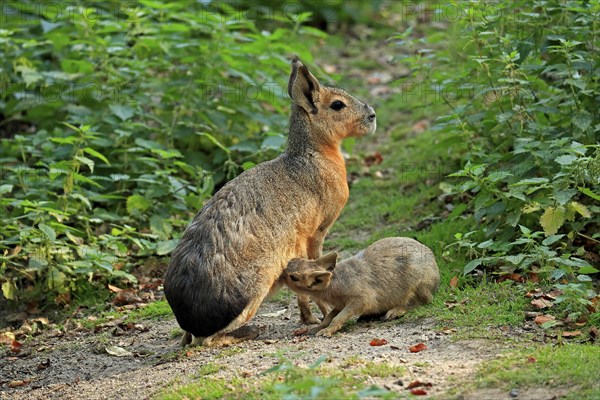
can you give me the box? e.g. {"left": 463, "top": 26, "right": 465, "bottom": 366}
{"left": 197, "top": 363, "right": 224, "bottom": 377}
{"left": 405, "top": 279, "right": 529, "bottom": 338}
{"left": 125, "top": 300, "right": 173, "bottom": 322}
{"left": 158, "top": 356, "right": 395, "bottom": 400}
{"left": 476, "top": 344, "right": 600, "bottom": 399}
{"left": 215, "top": 346, "right": 245, "bottom": 359}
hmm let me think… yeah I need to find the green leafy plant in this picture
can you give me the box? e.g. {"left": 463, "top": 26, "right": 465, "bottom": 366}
{"left": 427, "top": 1, "right": 599, "bottom": 312}
{"left": 0, "top": 0, "right": 327, "bottom": 304}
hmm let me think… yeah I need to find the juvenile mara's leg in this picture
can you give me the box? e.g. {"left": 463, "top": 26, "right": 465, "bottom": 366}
{"left": 180, "top": 331, "right": 192, "bottom": 347}
{"left": 301, "top": 228, "right": 330, "bottom": 322}
{"left": 315, "top": 299, "right": 331, "bottom": 318}
{"left": 382, "top": 306, "right": 408, "bottom": 321}
{"left": 203, "top": 286, "right": 270, "bottom": 347}
{"left": 298, "top": 294, "right": 321, "bottom": 324}
{"left": 316, "top": 302, "right": 364, "bottom": 337}
{"left": 308, "top": 309, "right": 340, "bottom": 334}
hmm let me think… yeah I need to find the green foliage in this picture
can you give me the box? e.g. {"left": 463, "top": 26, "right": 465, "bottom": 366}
{"left": 433, "top": 1, "right": 599, "bottom": 310}
{"left": 0, "top": 1, "right": 324, "bottom": 303}
{"left": 476, "top": 344, "right": 600, "bottom": 397}
{"left": 161, "top": 355, "right": 394, "bottom": 400}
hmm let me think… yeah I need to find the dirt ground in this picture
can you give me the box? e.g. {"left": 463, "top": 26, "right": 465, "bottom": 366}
{"left": 0, "top": 296, "right": 568, "bottom": 400}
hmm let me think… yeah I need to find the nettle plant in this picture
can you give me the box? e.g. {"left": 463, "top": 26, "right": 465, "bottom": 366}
{"left": 441, "top": 1, "right": 599, "bottom": 311}
{"left": 0, "top": 1, "right": 324, "bottom": 304}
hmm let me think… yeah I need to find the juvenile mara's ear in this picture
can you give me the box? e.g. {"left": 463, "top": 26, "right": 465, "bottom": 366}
{"left": 288, "top": 57, "right": 321, "bottom": 114}
{"left": 309, "top": 271, "right": 332, "bottom": 289}
{"left": 317, "top": 252, "right": 338, "bottom": 271}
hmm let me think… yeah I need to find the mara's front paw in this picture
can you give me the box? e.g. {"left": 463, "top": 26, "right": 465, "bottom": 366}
{"left": 316, "top": 328, "right": 336, "bottom": 337}
{"left": 300, "top": 314, "right": 321, "bottom": 325}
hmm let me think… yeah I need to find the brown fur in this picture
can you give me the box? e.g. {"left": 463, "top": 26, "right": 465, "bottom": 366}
{"left": 164, "top": 58, "right": 376, "bottom": 347}
{"left": 283, "top": 237, "right": 440, "bottom": 337}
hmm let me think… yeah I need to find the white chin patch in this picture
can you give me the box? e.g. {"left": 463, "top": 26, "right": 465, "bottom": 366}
{"left": 368, "top": 120, "right": 377, "bottom": 135}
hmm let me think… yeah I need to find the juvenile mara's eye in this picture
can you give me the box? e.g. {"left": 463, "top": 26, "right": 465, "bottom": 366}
{"left": 330, "top": 100, "right": 346, "bottom": 111}
{"left": 290, "top": 275, "right": 299, "bottom": 282}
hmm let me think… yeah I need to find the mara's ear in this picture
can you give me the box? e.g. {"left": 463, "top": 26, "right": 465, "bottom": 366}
{"left": 317, "top": 252, "right": 338, "bottom": 271}
{"left": 288, "top": 57, "right": 321, "bottom": 114}
{"left": 309, "top": 271, "right": 332, "bottom": 289}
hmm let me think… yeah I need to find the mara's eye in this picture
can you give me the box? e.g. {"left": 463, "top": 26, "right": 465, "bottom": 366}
{"left": 314, "top": 278, "right": 322, "bottom": 284}
{"left": 330, "top": 100, "right": 346, "bottom": 111}
{"left": 290, "top": 275, "right": 299, "bottom": 282}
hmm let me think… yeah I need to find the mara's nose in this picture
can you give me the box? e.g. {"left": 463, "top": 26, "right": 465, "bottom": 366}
{"left": 365, "top": 104, "right": 376, "bottom": 121}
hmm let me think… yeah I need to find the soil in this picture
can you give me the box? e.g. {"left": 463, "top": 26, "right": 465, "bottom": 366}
{"left": 0, "top": 297, "right": 569, "bottom": 400}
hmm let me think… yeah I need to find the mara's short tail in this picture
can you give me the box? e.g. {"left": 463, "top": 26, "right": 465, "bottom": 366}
{"left": 164, "top": 265, "right": 249, "bottom": 338}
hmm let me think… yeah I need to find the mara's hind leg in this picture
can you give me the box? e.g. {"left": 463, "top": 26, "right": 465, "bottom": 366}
{"left": 382, "top": 306, "right": 408, "bottom": 321}
{"left": 203, "top": 287, "right": 269, "bottom": 347}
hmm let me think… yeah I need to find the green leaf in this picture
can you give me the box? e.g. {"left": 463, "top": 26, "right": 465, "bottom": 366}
{"left": 242, "top": 162, "right": 256, "bottom": 170}
{"left": 150, "top": 215, "right": 173, "bottom": 240}
{"left": 38, "top": 223, "right": 57, "bottom": 241}
{"left": 157, "top": 239, "right": 179, "bottom": 255}
{"left": 463, "top": 258, "right": 482, "bottom": 275}
{"left": 542, "top": 234, "right": 564, "bottom": 246}
{"left": 126, "top": 195, "right": 152, "bottom": 216}
{"left": 47, "top": 269, "right": 67, "bottom": 290}
{"left": 519, "top": 225, "right": 531, "bottom": 235}
{"left": 578, "top": 187, "right": 600, "bottom": 201}
{"left": 0, "top": 184, "right": 14, "bottom": 194}
{"left": 540, "top": 320, "right": 560, "bottom": 329}
{"left": 578, "top": 266, "right": 599, "bottom": 274}
{"left": 2, "top": 281, "right": 17, "bottom": 300}
{"left": 84, "top": 147, "right": 110, "bottom": 165}
{"left": 539, "top": 206, "right": 565, "bottom": 236}
{"left": 569, "top": 201, "right": 591, "bottom": 218}
{"left": 109, "top": 104, "right": 135, "bottom": 121}
{"left": 572, "top": 111, "right": 592, "bottom": 131}
{"left": 553, "top": 188, "right": 577, "bottom": 205}
{"left": 554, "top": 155, "right": 578, "bottom": 165}
{"left": 15, "top": 65, "right": 43, "bottom": 86}
{"left": 75, "top": 155, "right": 95, "bottom": 173}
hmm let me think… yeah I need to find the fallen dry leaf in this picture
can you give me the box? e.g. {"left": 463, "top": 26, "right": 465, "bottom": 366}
{"left": 412, "top": 119, "right": 430, "bottom": 134}
{"left": 562, "top": 331, "right": 581, "bottom": 338}
{"left": 589, "top": 326, "right": 599, "bottom": 341}
{"left": 0, "top": 331, "right": 16, "bottom": 345}
{"left": 531, "top": 298, "right": 553, "bottom": 309}
{"left": 408, "top": 342, "right": 427, "bottom": 353}
{"left": 370, "top": 338, "right": 388, "bottom": 346}
{"left": 526, "top": 356, "right": 537, "bottom": 363}
{"left": 544, "top": 289, "right": 563, "bottom": 300}
{"left": 292, "top": 327, "right": 309, "bottom": 336}
{"left": 410, "top": 389, "right": 428, "bottom": 395}
{"left": 525, "top": 288, "right": 543, "bottom": 298}
{"left": 406, "top": 380, "right": 432, "bottom": 389}
{"left": 534, "top": 314, "right": 556, "bottom": 326}
{"left": 37, "top": 358, "right": 51, "bottom": 370}
{"left": 105, "top": 345, "right": 133, "bottom": 357}
{"left": 10, "top": 339, "right": 22, "bottom": 353}
{"left": 364, "top": 152, "right": 383, "bottom": 167}
{"left": 8, "top": 380, "right": 26, "bottom": 388}
{"left": 108, "top": 284, "right": 122, "bottom": 293}
{"left": 449, "top": 276, "right": 459, "bottom": 288}
{"left": 112, "top": 289, "right": 142, "bottom": 306}
{"left": 497, "top": 273, "right": 524, "bottom": 283}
